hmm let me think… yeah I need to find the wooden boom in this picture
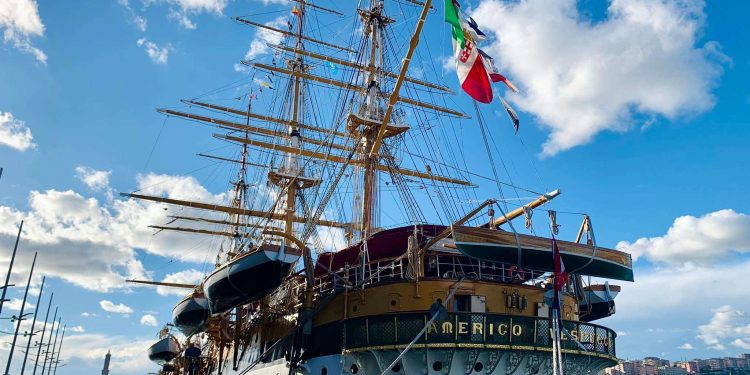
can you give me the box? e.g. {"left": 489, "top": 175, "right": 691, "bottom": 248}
{"left": 250, "top": 62, "right": 468, "bottom": 118}
{"left": 120, "top": 193, "right": 350, "bottom": 228}
{"left": 218, "top": 134, "right": 474, "bottom": 186}
{"left": 182, "top": 100, "right": 350, "bottom": 138}
{"left": 159, "top": 108, "right": 355, "bottom": 152}
{"left": 235, "top": 17, "right": 356, "bottom": 53}
{"left": 126, "top": 279, "right": 197, "bottom": 289}
{"left": 484, "top": 189, "right": 562, "bottom": 228}
{"left": 271, "top": 45, "right": 453, "bottom": 93}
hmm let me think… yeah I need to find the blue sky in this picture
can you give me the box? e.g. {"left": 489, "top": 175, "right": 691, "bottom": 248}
{"left": 1, "top": 0, "right": 750, "bottom": 373}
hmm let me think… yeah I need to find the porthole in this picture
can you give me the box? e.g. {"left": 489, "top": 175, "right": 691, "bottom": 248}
{"left": 392, "top": 364, "right": 401, "bottom": 372}
{"left": 474, "top": 362, "right": 483, "bottom": 372}
{"left": 390, "top": 299, "right": 397, "bottom": 306}
{"left": 322, "top": 368, "right": 328, "bottom": 375}
{"left": 351, "top": 364, "right": 359, "bottom": 374}
{"left": 432, "top": 361, "right": 443, "bottom": 372}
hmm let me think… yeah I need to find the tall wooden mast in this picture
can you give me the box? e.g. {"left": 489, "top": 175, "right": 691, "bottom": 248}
{"left": 353, "top": 0, "right": 395, "bottom": 241}
{"left": 266, "top": 2, "right": 320, "bottom": 247}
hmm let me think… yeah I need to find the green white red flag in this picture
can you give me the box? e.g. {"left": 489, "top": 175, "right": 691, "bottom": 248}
{"left": 446, "top": 0, "right": 493, "bottom": 103}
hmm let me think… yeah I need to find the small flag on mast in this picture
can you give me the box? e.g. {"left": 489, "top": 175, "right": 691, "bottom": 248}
{"left": 499, "top": 97, "right": 519, "bottom": 133}
{"left": 465, "top": 16, "right": 486, "bottom": 41}
{"left": 479, "top": 49, "right": 519, "bottom": 93}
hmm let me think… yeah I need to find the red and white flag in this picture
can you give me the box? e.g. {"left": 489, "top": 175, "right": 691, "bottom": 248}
{"left": 454, "top": 39, "right": 493, "bottom": 103}
{"left": 552, "top": 235, "right": 567, "bottom": 310}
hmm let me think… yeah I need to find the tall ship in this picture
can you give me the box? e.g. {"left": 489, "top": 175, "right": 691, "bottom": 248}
{"left": 125, "top": 1, "right": 634, "bottom": 375}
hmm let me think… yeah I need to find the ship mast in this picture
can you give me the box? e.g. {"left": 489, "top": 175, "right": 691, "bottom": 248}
{"left": 266, "top": 1, "right": 320, "bottom": 248}
{"left": 354, "top": 0, "right": 394, "bottom": 240}
{"left": 225, "top": 100, "right": 251, "bottom": 262}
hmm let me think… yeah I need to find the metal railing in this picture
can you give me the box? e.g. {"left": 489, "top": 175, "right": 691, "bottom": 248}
{"left": 313, "top": 254, "right": 553, "bottom": 295}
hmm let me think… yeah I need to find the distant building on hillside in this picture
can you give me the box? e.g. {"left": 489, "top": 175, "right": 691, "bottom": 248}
{"left": 657, "top": 366, "right": 687, "bottom": 375}
{"left": 706, "top": 359, "right": 726, "bottom": 371}
{"left": 645, "top": 358, "right": 671, "bottom": 368}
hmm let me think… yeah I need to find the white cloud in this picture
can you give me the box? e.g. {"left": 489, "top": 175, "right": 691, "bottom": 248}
{"left": 235, "top": 16, "right": 287, "bottom": 72}
{"left": 156, "top": 269, "right": 203, "bottom": 296}
{"left": 471, "top": 0, "right": 726, "bottom": 156}
{"left": 99, "top": 300, "right": 134, "bottom": 314}
{"left": 144, "top": 0, "right": 227, "bottom": 29}
{"left": 697, "top": 305, "right": 750, "bottom": 351}
{"left": 69, "top": 325, "right": 85, "bottom": 333}
{"left": 140, "top": 313, "right": 158, "bottom": 326}
{"left": 118, "top": 0, "right": 148, "bottom": 32}
{"left": 0, "top": 170, "right": 229, "bottom": 292}
{"left": 81, "top": 312, "right": 96, "bottom": 317}
{"left": 137, "top": 38, "right": 171, "bottom": 64}
{"left": 0, "top": 0, "right": 47, "bottom": 63}
{"left": 75, "top": 166, "right": 112, "bottom": 192}
{"left": 617, "top": 209, "right": 750, "bottom": 266}
{"left": 0, "top": 111, "right": 35, "bottom": 151}
{"left": 62, "top": 334, "right": 156, "bottom": 373}
{"left": 678, "top": 343, "right": 694, "bottom": 350}
{"left": 5, "top": 298, "right": 34, "bottom": 311}
{"left": 614, "top": 260, "right": 750, "bottom": 322}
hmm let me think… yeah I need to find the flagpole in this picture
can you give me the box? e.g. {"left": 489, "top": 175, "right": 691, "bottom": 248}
{"left": 51, "top": 325, "right": 65, "bottom": 375}
{"left": 32, "top": 293, "right": 54, "bottom": 375}
{"left": 21, "top": 275, "right": 46, "bottom": 375}
{"left": 42, "top": 316, "right": 61, "bottom": 375}
{"left": 38, "top": 306, "right": 57, "bottom": 375}
{"left": 0, "top": 221, "right": 24, "bottom": 316}
{"left": 4, "top": 252, "right": 37, "bottom": 375}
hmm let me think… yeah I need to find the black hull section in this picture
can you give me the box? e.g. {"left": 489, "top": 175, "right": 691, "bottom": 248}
{"left": 205, "top": 251, "right": 293, "bottom": 315}
{"left": 147, "top": 337, "right": 179, "bottom": 366}
{"left": 579, "top": 301, "right": 616, "bottom": 322}
{"left": 172, "top": 297, "right": 210, "bottom": 336}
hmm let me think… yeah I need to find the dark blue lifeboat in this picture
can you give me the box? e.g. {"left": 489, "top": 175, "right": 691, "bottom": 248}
{"left": 204, "top": 243, "right": 300, "bottom": 315}
{"left": 172, "top": 292, "right": 210, "bottom": 335}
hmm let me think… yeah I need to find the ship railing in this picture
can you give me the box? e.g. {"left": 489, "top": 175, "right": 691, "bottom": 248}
{"left": 313, "top": 254, "right": 554, "bottom": 295}
{"left": 339, "top": 312, "right": 617, "bottom": 359}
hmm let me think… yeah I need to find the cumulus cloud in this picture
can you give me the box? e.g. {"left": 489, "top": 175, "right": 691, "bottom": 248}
{"left": 81, "top": 312, "right": 96, "bottom": 317}
{"left": 144, "top": 0, "right": 227, "bottom": 29}
{"left": 617, "top": 209, "right": 750, "bottom": 266}
{"left": 140, "top": 313, "right": 158, "bottom": 326}
{"left": 697, "top": 305, "right": 750, "bottom": 351}
{"left": 62, "top": 334, "right": 156, "bottom": 373}
{"left": 75, "top": 166, "right": 112, "bottom": 192}
{"left": 471, "top": 0, "right": 726, "bottom": 156}
{"left": 69, "top": 325, "right": 85, "bottom": 333}
{"left": 0, "top": 111, "right": 35, "bottom": 151}
{"left": 5, "top": 298, "right": 34, "bottom": 311}
{"left": 0, "top": 0, "right": 47, "bottom": 63}
{"left": 137, "top": 38, "right": 171, "bottom": 64}
{"left": 156, "top": 269, "right": 203, "bottom": 296}
{"left": 614, "top": 260, "right": 750, "bottom": 322}
{"left": 0, "top": 170, "right": 229, "bottom": 292}
{"left": 100, "top": 300, "right": 134, "bottom": 314}
{"left": 235, "top": 16, "right": 287, "bottom": 72}
{"left": 678, "top": 343, "right": 694, "bottom": 350}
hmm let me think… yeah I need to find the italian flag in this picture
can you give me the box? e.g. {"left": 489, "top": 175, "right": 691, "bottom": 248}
{"left": 446, "top": 0, "right": 493, "bottom": 103}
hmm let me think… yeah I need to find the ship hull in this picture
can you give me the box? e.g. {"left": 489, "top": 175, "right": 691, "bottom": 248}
{"left": 172, "top": 294, "right": 210, "bottom": 335}
{"left": 147, "top": 336, "right": 180, "bottom": 365}
{"left": 204, "top": 246, "right": 299, "bottom": 315}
